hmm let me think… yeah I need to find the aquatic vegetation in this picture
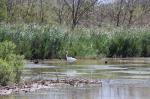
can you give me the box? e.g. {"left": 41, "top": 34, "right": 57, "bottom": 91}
{"left": 140, "top": 31, "right": 150, "bottom": 57}
{"left": 107, "top": 31, "right": 141, "bottom": 57}
{"left": 0, "top": 24, "right": 149, "bottom": 59}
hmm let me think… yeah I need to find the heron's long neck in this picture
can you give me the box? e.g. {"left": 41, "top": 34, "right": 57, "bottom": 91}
{"left": 66, "top": 54, "right": 68, "bottom": 58}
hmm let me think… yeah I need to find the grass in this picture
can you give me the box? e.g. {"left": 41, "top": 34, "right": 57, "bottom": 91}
{"left": 0, "top": 24, "right": 149, "bottom": 59}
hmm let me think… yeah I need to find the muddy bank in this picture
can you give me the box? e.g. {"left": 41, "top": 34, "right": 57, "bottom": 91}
{"left": 0, "top": 79, "right": 102, "bottom": 96}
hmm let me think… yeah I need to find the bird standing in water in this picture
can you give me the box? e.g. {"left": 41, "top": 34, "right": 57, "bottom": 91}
{"left": 66, "top": 51, "right": 77, "bottom": 63}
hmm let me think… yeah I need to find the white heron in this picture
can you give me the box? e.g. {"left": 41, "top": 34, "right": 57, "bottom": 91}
{"left": 66, "top": 51, "right": 77, "bottom": 63}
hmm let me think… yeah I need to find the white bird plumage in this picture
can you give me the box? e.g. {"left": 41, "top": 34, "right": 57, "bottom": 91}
{"left": 66, "top": 52, "right": 77, "bottom": 63}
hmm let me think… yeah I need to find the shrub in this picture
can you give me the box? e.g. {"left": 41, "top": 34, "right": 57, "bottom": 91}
{"left": 0, "top": 41, "right": 24, "bottom": 85}
{"left": 91, "top": 31, "right": 108, "bottom": 57}
{"left": 0, "top": 59, "right": 13, "bottom": 86}
{"left": 107, "top": 31, "right": 141, "bottom": 57}
{"left": 140, "top": 32, "right": 150, "bottom": 57}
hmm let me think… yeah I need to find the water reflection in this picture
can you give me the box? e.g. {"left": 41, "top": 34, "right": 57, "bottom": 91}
{"left": 2, "top": 81, "right": 150, "bottom": 99}
{"left": 1, "top": 59, "right": 150, "bottom": 99}
{"left": 101, "top": 84, "right": 150, "bottom": 99}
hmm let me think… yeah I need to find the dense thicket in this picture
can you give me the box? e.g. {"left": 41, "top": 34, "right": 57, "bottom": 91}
{"left": 0, "top": 25, "right": 149, "bottom": 59}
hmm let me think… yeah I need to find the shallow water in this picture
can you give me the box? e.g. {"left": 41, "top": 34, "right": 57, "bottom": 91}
{"left": 1, "top": 58, "right": 150, "bottom": 99}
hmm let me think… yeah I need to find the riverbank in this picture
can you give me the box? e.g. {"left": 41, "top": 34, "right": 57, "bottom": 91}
{"left": 28, "top": 58, "right": 150, "bottom": 65}
{"left": 0, "top": 79, "right": 101, "bottom": 96}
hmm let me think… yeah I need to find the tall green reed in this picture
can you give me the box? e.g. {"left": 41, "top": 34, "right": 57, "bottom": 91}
{"left": 0, "top": 24, "right": 149, "bottom": 59}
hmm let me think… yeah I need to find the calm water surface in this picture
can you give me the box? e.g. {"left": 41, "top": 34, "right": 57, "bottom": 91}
{"left": 1, "top": 58, "right": 150, "bottom": 99}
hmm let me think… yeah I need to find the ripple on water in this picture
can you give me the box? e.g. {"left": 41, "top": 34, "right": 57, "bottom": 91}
{"left": 87, "top": 65, "right": 128, "bottom": 70}
{"left": 25, "top": 63, "right": 57, "bottom": 68}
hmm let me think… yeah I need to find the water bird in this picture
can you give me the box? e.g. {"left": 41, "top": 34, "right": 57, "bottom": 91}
{"left": 34, "top": 59, "right": 39, "bottom": 64}
{"left": 66, "top": 51, "right": 77, "bottom": 63}
{"left": 105, "top": 61, "right": 108, "bottom": 64}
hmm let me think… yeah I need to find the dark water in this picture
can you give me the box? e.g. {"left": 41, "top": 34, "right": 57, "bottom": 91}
{"left": 1, "top": 59, "right": 150, "bottom": 99}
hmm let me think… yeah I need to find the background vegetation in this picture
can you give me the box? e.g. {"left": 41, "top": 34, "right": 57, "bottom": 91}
{"left": 0, "top": 0, "right": 150, "bottom": 28}
{"left": 0, "top": 24, "right": 149, "bottom": 59}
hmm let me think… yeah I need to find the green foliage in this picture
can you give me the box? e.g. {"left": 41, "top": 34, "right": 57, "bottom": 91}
{"left": 0, "top": 41, "right": 24, "bottom": 85}
{"left": 140, "top": 32, "right": 150, "bottom": 57}
{"left": 0, "top": 41, "right": 16, "bottom": 59}
{"left": 107, "top": 31, "right": 141, "bottom": 57}
{"left": 0, "top": 59, "right": 13, "bottom": 86}
{"left": 91, "top": 32, "right": 108, "bottom": 57}
{"left": 30, "top": 26, "right": 65, "bottom": 59}
{"left": 0, "top": 0, "right": 7, "bottom": 21}
{"left": 61, "top": 29, "right": 97, "bottom": 58}
{"left": 0, "top": 24, "right": 149, "bottom": 59}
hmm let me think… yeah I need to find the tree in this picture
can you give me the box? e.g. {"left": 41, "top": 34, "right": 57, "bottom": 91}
{"left": 115, "top": 0, "right": 124, "bottom": 26}
{"left": 63, "top": 0, "right": 98, "bottom": 29}
{"left": 52, "top": 0, "right": 66, "bottom": 25}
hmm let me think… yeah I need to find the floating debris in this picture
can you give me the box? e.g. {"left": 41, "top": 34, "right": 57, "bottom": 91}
{"left": 0, "top": 79, "right": 102, "bottom": 96}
